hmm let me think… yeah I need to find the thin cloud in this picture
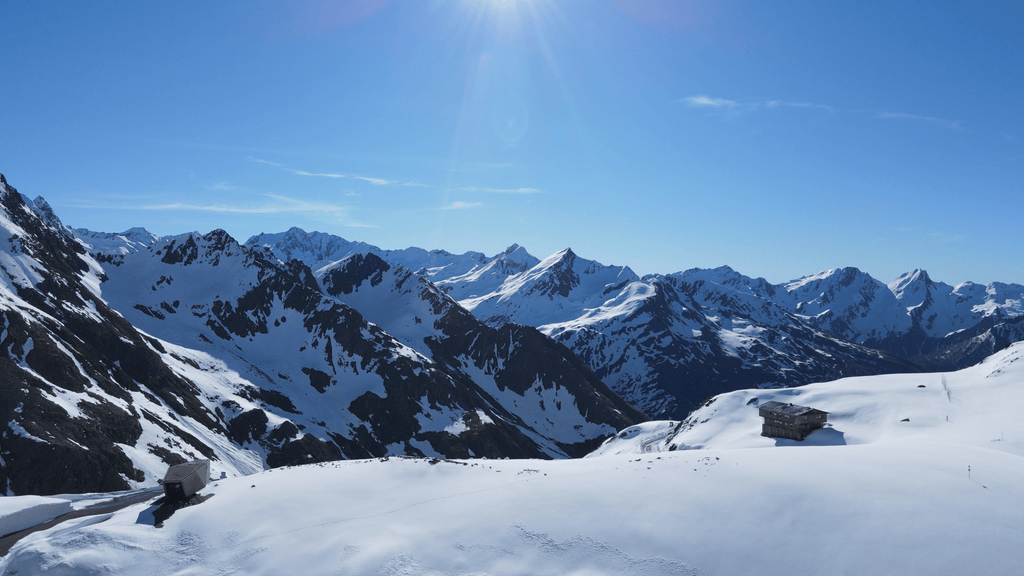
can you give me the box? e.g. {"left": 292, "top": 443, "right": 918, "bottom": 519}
{"left": 876, "top": 112, "right": 962, "bottom": 130}
{"left": 444, "top": 201, "right": 482, "bottom": 210}
{"left": 766, "top": 100, "right": 835, "bottom": 113}
{"left": 69, "top": 189, "right": 381, "bottom": 228}
{"left": 679, "top": 95, "right": 962, "bottom": 129}
{"left": 679, "top": 95, "right": 738, "bottom": 108}
{"left": 75, "top": 193, "right": 353, "bottom": 221}
{"left": 251, "top": 158, "right": 401, "bottom": 185}
{"left": 928, "top": 231, "right": 965, "bottom": 243}
{"left": 353, "top": 176, "right": 393, "bottom": 185}
{"left": 456, "top": 186, "right": 543, "bottom": 194}
{"left": 136, "top": 203, "right": 284, "bottom": 214}
{"left": 250, "top": 158, "right": 286, "bottom": 167}
{"left": 207, "top": 182, "right": 236, "bottom": 191}
{"left": 290, "top": 169, "right": 346, "bottom": 178}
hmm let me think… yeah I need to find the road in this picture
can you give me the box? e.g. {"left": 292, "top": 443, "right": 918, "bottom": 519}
{"left": 0, "top": 487, "right": 162, "bottom": 556}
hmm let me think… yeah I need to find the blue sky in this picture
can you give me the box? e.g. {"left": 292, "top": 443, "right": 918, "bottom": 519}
{"left": 2, "top": 1, "right": 1022, "bottom": 285}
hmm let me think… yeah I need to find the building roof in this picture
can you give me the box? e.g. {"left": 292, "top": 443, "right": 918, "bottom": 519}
{"left": 163, "top": 459, "right": 210, "bottom": 484}
{"left": 759, "top": 400, "right": 827, "bottom": 417}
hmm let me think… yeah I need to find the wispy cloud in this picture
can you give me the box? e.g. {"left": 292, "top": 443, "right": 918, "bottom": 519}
{"left": 928, "top": 230, "right": 965, "bottom": 244}
{"left": 679, "top": 95, "right": 739, "bottom": 108}
{"left": 206, "top": 182, "right": 236, "bottom": 191}
{"left": 73, "top": 193, "right": 368, "bottom": 224}
{"left": 251, "top": 158, "right": 404, "bottom": 185}
{"left": 443, "top": 201, "right": 482, "bottom": 210}
{"left": 679, "top": 95, "right": 963, "bottom": 130}
{"left": 876, "top": 112, "right": 962, "bottom": 130}
{"left": 353, "top": 175, "right": 393, "bottom": 185}
{"left": 251, "top": 158, "right": 286, "bottom": 168}
{"left": 289, "top": 169, "right": 346, "bottom": 178}
{"left": 456, "top": 186, "right": 543, "bottom": 194}
{"left": 765, "top": 100, "right": 835, "bottom": 113}
{"left": 135, "top": 203, "right": 280, "bottom": 214}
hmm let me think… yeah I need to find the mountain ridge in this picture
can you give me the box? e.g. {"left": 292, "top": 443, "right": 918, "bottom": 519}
{"left": 230, "top": 226, "right": 1023, "bottom": 417}
{"left": 1, "top": 175, "right": 646, "bottom": 495}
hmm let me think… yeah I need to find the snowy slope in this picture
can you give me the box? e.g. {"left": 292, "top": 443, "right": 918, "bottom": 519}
{"left": 74, "top": 227, "right": 161, "bottom": 257}
{"left": 784, "top": 266, "right": 1024, "bottom": 358}
{"left": 590, "top": 341, "right": 1024, "bottom": 456}
{"left": 4, "top": 344, "right": 1022, "bottom": 576}
{"left": 316, "top": 252, "right": 645, "bottom": 454}
{"left": 189, "top": 227, "right": 1024, "bottom": 420}
{"left": 0, "top": 175, "right": 265, "bottom": 495}
{"left": 456, "top": 248, "right": 639, "bottom": 327}
{"left": 1, "top": 174, "right": 644, "bottom": 496}
{"left": 92, "top": 227, "right": 643, "bottom": 462}
{"left": 245, "top": 227, "right": 511, "bottom": 282}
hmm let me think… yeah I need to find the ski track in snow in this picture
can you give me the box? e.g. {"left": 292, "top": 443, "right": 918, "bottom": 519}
{"left": 232, "top": 466, "right": 541, "bottom": 548}
{"left": 389, "top": 525, "right": 704, "bottom": 576}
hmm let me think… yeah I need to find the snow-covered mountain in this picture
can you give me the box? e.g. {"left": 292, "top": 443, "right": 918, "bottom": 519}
{"left": 245, "top": 226, "right": 526, "bottom": 281}
{"left": 89, "top": 233, "right": 643, "bottom": 460}
{"left": 6, "top": 169, "right": 1021, "bottom": 496}
{"left": 0, "top": 174, "right": 644, "bottom": 496}
{"left": 589, "top": 340, "right": 1024, "bottom": 458}
{"left": 316, "top": 252, "right": 643, "bottom": 457}
{"left": 0, "top": 174, "right": 264, "bottom": 495}
{"left": 246, "top": 229, "right": 1022, "bottom": 419}
{"left": 4, "top": 342, "right": 1022, "bottom": 576}
{"left": 783, "top": 266, "right": 1024, "bottom": 360}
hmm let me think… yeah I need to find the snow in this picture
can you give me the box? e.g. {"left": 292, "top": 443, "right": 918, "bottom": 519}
{"left": 6, "top": 421, "right": 47, "bottom": 444}
{"left": 0, "top": 496, "right": 72, "bottom": 536}
{"left": 5, "top": 345, "right": 1021, "bottom": 575}
{"left": 459, "top": 248, "right": 639, "bottom": 328}
{"left": 74, "top": 227, "right": 160, "bottom": 256}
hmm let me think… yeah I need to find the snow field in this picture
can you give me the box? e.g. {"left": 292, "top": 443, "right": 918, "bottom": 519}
{"left": 3, "top": 336, "right": 1022, "bottom": 574}
{"left": 0, "top": 496, "right": 71, "bottom": 536}
{"left": 3, "top": 440, "right": 1022, "bottom": 575}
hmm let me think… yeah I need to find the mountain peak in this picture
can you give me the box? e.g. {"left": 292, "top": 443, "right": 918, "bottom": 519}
{"left": 29, "top": 195, "right": 60, "bottom": 225}
{"left": 496, "top": 244, "right": 538, "bottom": 268}
{"left": 785, "top": 266, "right": 872, "bottom": 292}
{"left": 534, "top": 248, "right": 578, "bottom": 273}
{"left": 121, "top": 227, "right": 157, "bottom": 239}
{"left": 889, "top": 269, "right": 934, "bottom": 300}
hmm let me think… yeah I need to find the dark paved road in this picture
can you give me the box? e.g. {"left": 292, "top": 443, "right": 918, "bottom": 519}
{"left": 0, "top": 487, "right": 162, "bottom": 556}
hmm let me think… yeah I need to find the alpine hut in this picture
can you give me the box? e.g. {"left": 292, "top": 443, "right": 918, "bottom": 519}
{"left": 162, "top": 459, "right": 211, "bottom": 501}
{"left": 759, "top": 401, "right": 828, "bottom": 441}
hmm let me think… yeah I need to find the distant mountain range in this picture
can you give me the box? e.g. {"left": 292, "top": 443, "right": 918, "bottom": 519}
{"left": 2, "top": 171, "right": 1021, "bottom": 495}
{"left": 243, "top": 226, "right": 1023, "bottom": 417}
{"left": 0, "top": 174, "right": 641, "bottom": 496}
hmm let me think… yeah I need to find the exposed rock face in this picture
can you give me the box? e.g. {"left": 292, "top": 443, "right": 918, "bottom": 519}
{"left": 1, "top": 174, "right": 646, "bottom": 495}
{"left": 547, "top": 272, "right": 921, "bottom": 417}
{"left": 0, "top": 175, "right": 236, "bottom": 495}
{"left": 319, "top": 253, "right": 645, "bottom": 457}
{"left": 783, "top": 267, "right": 1024, "bottom": 363}
{"left": 257, "top": 230, "right": 1020, "bottom": 420}
{"left": 101, "top": 231, "right": 643, "bottom": 463}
